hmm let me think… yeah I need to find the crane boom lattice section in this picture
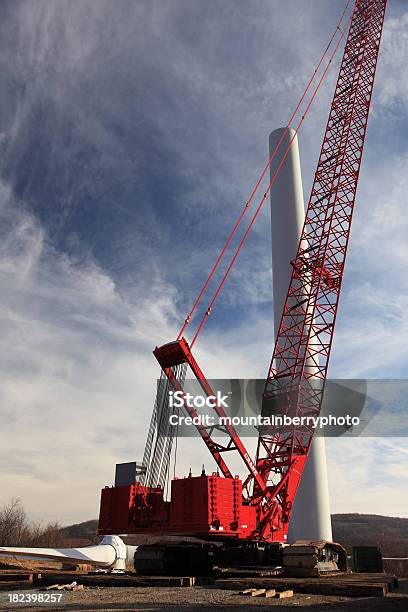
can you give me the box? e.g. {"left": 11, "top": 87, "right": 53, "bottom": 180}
{"left": 254, "top": 0, "right": 387, "bottom": 539}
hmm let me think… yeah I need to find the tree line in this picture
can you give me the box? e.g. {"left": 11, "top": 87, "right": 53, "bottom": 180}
{"left": 0, "top": 498, "right": 62, "bottom": 548}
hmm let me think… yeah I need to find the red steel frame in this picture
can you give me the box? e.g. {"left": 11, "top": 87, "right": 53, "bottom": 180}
{"left": 153, "top": 0, "right": 387, "bottom": 542}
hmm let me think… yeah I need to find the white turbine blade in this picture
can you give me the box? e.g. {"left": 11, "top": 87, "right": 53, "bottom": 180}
{"left": 0, "top": 544, "right": 116, "bottom": 568}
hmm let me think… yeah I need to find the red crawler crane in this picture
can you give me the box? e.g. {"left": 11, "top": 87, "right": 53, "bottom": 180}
{"left": 99, "top": 0, "right": 387, "bottom": 557}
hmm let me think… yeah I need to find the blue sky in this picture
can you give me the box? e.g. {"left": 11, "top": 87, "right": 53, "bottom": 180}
{"left": 0, "top": 0, "right": 407, "bottom": 523}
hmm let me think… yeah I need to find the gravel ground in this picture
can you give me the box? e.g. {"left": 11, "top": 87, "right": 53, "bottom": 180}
{"left": 0, "top": 582, "right": 407, "bottom": 612}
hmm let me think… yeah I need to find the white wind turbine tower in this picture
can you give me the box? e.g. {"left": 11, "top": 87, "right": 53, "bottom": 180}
{"left": 269, "top": 127, "right": 333, "bottom": 543}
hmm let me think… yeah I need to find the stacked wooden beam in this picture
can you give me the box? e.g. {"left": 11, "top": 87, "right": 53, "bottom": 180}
{"left": 216, "top": 572, "right": 398, "bottom": 598}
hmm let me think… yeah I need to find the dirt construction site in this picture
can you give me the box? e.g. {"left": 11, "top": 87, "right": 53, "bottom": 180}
{"left": 0, "top": 558, "right": 407, "bottom": 612}
{"left": 0, "top": 582, "right": 408, "bottom": 612}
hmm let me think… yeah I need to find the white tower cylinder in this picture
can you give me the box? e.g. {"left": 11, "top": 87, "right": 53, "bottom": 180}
{"left": 269, "top": 127, "right": 333, "bottom": 543}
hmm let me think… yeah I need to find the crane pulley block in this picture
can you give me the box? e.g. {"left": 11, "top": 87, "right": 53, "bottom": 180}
{"left": 153, "top": 339, "right": 190, "bottom": 369}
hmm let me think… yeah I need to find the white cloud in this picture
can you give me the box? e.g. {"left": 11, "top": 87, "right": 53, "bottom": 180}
{"left": 375, "top": 12, "right": 408, "bottom": 111}
{"left": 326, "top": 438, "right": 408, "bottom": 518}
{"left": 330, "top": 153, "right": 408, "bottom": 378}
{"left": 0, "top": 182, "right": 182, "bottom": 522}
{"left": 0, "top": 178, "right": 270, "bottom": 522}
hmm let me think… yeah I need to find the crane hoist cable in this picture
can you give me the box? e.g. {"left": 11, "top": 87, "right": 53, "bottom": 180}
{"left": 145, "top": 2, "right": 354, "bottom": 493}
{"left": 177, "top": 0, "right": 353, "bottom": 348}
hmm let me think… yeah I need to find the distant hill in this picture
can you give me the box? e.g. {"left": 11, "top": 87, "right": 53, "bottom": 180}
{"left": 60, "top": 519, "right": 98, "bottom": 540}
{"left": 59, "top": 514, "right": 408, "bottom": 557}
{"left": 332, "top": 513, "right": 408, "bottom": 557}
{"left": 58, "top": 520, "right": 98, "bottom": 547}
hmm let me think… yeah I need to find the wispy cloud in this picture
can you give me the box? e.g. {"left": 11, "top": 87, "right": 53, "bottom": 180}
{"left": 331, "top": 154, "right": 408, "bottom": 378}
{"left": 0, "top": 179, "right": 270, "bottom": 521}
{"left": 0, "top": 181, "right": 180, "bottom": 521}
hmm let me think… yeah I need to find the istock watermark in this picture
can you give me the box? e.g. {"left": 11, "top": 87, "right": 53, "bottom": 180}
{"left": 156, "top": 379, "right": 408, "bottom": 437}
{"left": 169, "top": 390, "right": 231, "bottom": 409}
{"left": 168, "top": 412, "right": 360, "bottom": 429}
